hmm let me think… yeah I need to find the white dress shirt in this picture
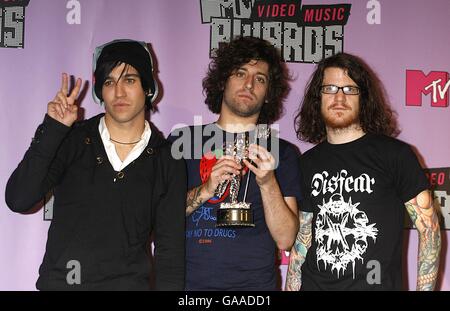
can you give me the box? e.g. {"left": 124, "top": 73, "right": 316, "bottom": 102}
{"left": 98, "top": 116, "right": 151, "bottom": 171}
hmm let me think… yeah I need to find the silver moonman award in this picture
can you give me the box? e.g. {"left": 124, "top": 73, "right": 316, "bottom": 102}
{"left": 215, "top": 126, "right": 271, "bottom": 227}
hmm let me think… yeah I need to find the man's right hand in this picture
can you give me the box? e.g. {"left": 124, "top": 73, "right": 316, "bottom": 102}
{"left": 202, "top": 155, "right": 242, "bottom": 198}
{"left": 185, "top": 155, "right": 243, "bottom": 216}
{"left": 47, "top": 73, "right": 82, "bottom": 127}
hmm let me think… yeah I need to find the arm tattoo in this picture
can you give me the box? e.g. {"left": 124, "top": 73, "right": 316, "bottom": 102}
{"left": 186, "top": 185, "right": 207, "bottom": 216}
{"left": 285, "top": 211, "right": 313, "bottom": 291}
{"left": 405, "top": 192, "right": 441, "bottom": 291}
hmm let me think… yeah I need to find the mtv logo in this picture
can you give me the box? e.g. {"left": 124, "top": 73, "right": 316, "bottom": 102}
{"left": 200, "top": 0, "right": 254, "bottom": 23}
{"left": 406, "top": 70, "right": 449, "bottom": 107}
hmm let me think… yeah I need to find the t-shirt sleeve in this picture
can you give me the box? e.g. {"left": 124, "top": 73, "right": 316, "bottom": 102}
{"left": 394, "top": 143, "right": 430, "bottom": 203}
{"left": 167, "top": 126, "right": 201, "bottom": 190}
{"left": 297, "top": 155, "right": 314, "bottom": 213}
{"left": 274, "top": 142, "right": 303, "bottom": 206}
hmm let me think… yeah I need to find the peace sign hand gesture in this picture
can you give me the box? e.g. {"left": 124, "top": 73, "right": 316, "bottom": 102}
{"left": 47, "top": 73, "right": 82, "bottom": 127}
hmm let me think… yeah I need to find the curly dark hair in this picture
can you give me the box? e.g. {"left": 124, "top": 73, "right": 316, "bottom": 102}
{"left": 294, "top": 52, "right": 399, "bottom": 144}
{"left": 202, "top": 36, "right": 290, "bottom": 124}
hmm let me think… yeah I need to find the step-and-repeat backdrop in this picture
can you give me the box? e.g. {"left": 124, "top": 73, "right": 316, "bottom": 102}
{"left": 0, "top": 0, "right": 448, "bottom": 290}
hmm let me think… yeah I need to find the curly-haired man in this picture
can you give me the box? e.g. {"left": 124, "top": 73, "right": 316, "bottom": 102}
{"left": 169, "top": 36, "right": 302, "bottom": 290}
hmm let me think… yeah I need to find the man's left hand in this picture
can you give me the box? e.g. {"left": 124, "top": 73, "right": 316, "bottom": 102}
{"left": 243, "top": 144, "right": 276, "bottom": 187}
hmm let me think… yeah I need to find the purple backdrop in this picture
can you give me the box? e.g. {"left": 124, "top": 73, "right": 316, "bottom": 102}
{"left": 0, "top": 0, "right": 448, "bottom": 290}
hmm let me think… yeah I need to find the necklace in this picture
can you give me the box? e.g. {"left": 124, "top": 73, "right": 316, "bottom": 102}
{"left": 110, "top": 138, "right": 141, "bottom": 145}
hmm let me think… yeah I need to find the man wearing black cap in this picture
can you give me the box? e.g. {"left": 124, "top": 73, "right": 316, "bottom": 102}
{"left": 5, "top": 39, "right": 186, "bottom": 290}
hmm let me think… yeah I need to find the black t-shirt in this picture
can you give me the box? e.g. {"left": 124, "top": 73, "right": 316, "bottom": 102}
{"left": 168, "top": 124, "right": 302, "bottom": 290}
{"left": 299, "top": 134, "right": 429, "bottom": 290}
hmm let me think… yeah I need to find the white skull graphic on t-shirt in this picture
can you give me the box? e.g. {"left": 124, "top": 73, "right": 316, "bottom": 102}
{"left": 311, "top": 170, "right": 378, "bottom": 278}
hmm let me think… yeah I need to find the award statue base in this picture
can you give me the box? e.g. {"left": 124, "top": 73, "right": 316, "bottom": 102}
{"left": 216, "top": 202, "right": 255, "bottom": 227}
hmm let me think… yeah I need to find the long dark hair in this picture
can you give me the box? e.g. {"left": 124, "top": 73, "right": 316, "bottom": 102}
{"left": 294, "top": 52, "right": 399, "bottom": 143}
{"left": 203, "top": 36, "right": 290, "bottom": 124}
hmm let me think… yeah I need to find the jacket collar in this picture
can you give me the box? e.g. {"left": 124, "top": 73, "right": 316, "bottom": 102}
{"left": 84, "top": 113, "right": 167, "bottom": 150}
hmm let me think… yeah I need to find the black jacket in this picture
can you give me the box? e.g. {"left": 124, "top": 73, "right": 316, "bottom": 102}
{"left": 5, "top": 114, "right": 186, "bottom": 290}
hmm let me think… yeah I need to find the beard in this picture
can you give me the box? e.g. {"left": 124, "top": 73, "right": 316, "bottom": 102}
{"left": 223, "top": 94, "right": 264, "bottom": 118}
{"left": 322, "top": 103, "right": 360, "bottom": 130}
